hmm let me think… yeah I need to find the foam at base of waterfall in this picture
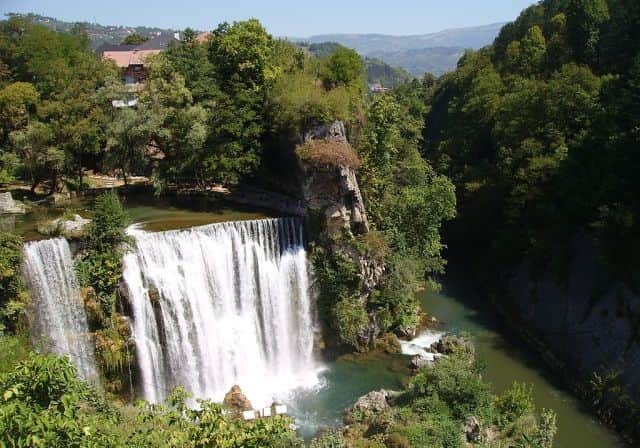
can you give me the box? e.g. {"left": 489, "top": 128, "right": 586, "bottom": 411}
{"left": 400, "top": 330, "right": 445, "bottom": 361}
{"left": 124, "top": 218, "right": 322, "bottom": 408}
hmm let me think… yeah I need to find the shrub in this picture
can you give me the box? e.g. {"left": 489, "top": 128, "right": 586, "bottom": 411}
{"left": 296, "top": 139, "right": 361, "bottom": 168}
{"left": 312, "top": 247, "right": 361, "bottom": 331}
{"left": 87, "top": 191, "right": 130, "bottom": 253}
{"left": 494, "top": 381, "right": 534, "bottom": 428}
{"left": 410, "top": 347, "right": 493, "bottom": 421}
{"left": 0, "top": 231, "right": 25, "bottom": 331}
{"left": 334, "top": 297, "right": 369, "bottom": 351}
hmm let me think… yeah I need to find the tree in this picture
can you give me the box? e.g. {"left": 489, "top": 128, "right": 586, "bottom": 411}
{"left": 121, "top": 32, "right": 148, "bottom": 45}
{"left": 9, "top": 121, "right": 61, "bottom": 193}
{"left": 320, "top": 47, "right": 365, "bottom": 90}
{"left": 520, "top": 25, "right": 547, "bottom": 76}
{"left": 208, "top": 19, "right": 274, "bottom": 88}
{"left": 0, "top": 82, "right": 38, "bottom": 145}
{"left": 567, "top": 0, "right": 610, "bottom": 65}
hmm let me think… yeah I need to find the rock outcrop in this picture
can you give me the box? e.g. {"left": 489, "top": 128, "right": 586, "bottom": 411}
{"left": 431, "top": 334, "right": 475, "bottom": 357}
{"left": 506, "top": 231, "right": 640, "bottom": 441}
{"left": 299, "top": 121, "right": 386, "bottom": 348}
{"left": 0, "top": 192, "right": 25, "bottom": 214}
{"left": 344, "top": 389, "right": 398, "bottom": 424}
{"left": 223, "top": 385, "right": 253, "bottom": 413}
{"left": 38, "top": 214, "right": 91, "bottom": 238}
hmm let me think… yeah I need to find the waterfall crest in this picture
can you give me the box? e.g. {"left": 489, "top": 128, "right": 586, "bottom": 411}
{"left": 23, "top": 238, "right": 99, "bottom": 383}
{"left": 123, "top": 218, "right": 320, "bottom": 407}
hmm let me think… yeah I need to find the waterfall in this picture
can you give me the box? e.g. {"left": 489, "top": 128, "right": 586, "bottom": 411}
{"left": 123, "top": 218, "right": 321, "bottom": 407}
{"left": 22, "top": 238, "right": 99, "bottom": 383}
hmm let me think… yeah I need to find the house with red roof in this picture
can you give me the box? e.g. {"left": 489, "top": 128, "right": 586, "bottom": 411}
{"left": 99, "top": 34, "right": 178, "bottom": 89}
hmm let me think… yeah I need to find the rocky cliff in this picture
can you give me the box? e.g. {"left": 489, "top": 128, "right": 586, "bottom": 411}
{"left": 298, "top": 121, "right": 387, "bottom": 348}
{"left": 506, "top": 231, "right": 640, "bottom": 440}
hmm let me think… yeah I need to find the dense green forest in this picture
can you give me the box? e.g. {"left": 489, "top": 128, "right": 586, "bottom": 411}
{"left": 425, "top": 0, "right": 639, "bottom": 279}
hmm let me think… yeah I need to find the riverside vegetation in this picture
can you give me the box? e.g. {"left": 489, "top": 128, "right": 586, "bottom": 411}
{"left": 423, "top": 0, "right": 640, "bottom": 441}
{"left": 1, "top": 0, "right": 635, "bottom": 444}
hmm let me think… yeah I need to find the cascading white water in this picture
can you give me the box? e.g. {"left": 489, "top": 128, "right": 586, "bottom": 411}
{"left": 22, "top": 238, "right": 99, "bottom": 383}
{"left": 123, "top": 217, "right": 321, "bottom": 407}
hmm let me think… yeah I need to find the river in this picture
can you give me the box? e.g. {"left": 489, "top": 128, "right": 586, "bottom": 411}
{"left": 418, "top": 280, "right": 625, "bottom": 448}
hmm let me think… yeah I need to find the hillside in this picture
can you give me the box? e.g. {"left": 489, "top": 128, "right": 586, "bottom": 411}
{"left": 4, "top": 13, "right": 503, "bottom": 77}
{"left": 299, "top": 22, "right": 505, "bottom": 54}
{"left": 4, "top": 12, "right": 177, "bottom": 49}
{"left": 295, "top": 23, "right": 504, "bottom": 75}
{"left": 303, "top": 42, "right": 412, "bottom": 87}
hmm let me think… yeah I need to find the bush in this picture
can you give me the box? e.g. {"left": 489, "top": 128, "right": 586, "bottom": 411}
{"left": 87, "top": 191, "right": 130, "bottom": 253}
{"left": 296, "top": 139, "right": 361, "bottom": 168}
{"left": 410, "top": 347, "right": 493, "bottom": 421}
{"left": 0, "top": 231, "right": 25, "bottom": 331}
{"left": 312, "top": 247, "right": 361, "bottom": 330}
{"left": 334, "top": 297, "right": 369, "bottom": 351}
{"left": 494, "top": 381, "right": 534, "bottom": 428}
{"left": 0, "top": 352, "right": 301, "bottom": 447}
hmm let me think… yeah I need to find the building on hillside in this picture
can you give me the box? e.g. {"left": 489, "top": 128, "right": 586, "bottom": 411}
{"left": 99, "top": 34, "right": 179, "bottom": 88}
{"left": 368, "top": 82, "right": 390, "bottom": 94}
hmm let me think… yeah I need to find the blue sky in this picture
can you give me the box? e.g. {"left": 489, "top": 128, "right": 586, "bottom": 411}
{"left": 1, "top": 0, "right": 536, "bottom": 36}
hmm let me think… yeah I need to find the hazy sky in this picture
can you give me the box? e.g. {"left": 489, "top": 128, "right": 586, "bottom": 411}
{"left": 0, "top": 0, "right": 536, "bottom": 36}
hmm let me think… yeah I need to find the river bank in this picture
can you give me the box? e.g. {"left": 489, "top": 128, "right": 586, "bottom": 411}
{"left": 419, "top": 276, "right": 625, "bottom": 448}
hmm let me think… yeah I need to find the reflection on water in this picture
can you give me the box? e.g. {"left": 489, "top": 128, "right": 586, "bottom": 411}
{"left": 419, "top": 280, "right": 624, "bottom": 448}
{"left": 2, "top": 192, "right": 277, "bottom": 240}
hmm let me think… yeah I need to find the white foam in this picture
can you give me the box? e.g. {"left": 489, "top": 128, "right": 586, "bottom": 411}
{"left": 400, "top": 330, "right": 445, "bottom": 361}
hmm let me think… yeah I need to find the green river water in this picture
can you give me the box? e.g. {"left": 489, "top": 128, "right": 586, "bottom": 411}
{"left": 1, "top": 196, "right": 625, "bottom": 446}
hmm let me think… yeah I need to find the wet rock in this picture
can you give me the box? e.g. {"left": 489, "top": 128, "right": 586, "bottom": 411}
{"left": 432, "top": 334, "right": 475, "bottom": 356}
{"left": 375, "top": 333, "right": 401, "bottom": 354}
{"left": 223, "top": 385, "right": 253, "bottom": 413}
{"left": 0, "top": 192, "right": 25, "bottom": 214}
{"left": 410, "top": 354, "right": 433, "bottom": 370}
{"left": 38, "top": 214, "right": 91, "bottom": 238}
{"left": 350, "top": 389, "right": 393, "bottom": 413}
{"left": 463, "top": 416, "right": 482, "bottom": 443}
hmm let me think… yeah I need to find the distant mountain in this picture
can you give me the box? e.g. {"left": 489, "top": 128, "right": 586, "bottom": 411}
{"left": 6, "top": 13, "right": 504, "bottom": 78}
{"left": 300, "top": 23, "right": 504, "bottom": 54}
{"left": 368, "top": 47, "right": 466, "bottom": 77}
{"left": 294, "top": 23, "right": 505, "bottom": 76}
{"left": 5, "top": 13, "right": 177, "bottom": 49}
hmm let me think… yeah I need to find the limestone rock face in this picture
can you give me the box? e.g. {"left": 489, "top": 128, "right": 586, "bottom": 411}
{"left": 300, "top": 121, "right": 386, "bottom": 349}
{"left": 0, "top": 192, "right": 25, "bottom": 214}
{"left": 223, "top": 385, "right": 253, "bottom": 413}
{"left": 302, "top": 164, "right": 369, "bottom": 237}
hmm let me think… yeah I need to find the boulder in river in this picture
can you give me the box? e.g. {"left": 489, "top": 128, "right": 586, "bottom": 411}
{"left": 431, "top": 334, "right": 475, "bottom": 356}
{"left": 410, "top": 354, "right": 434, "bottom": 370}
